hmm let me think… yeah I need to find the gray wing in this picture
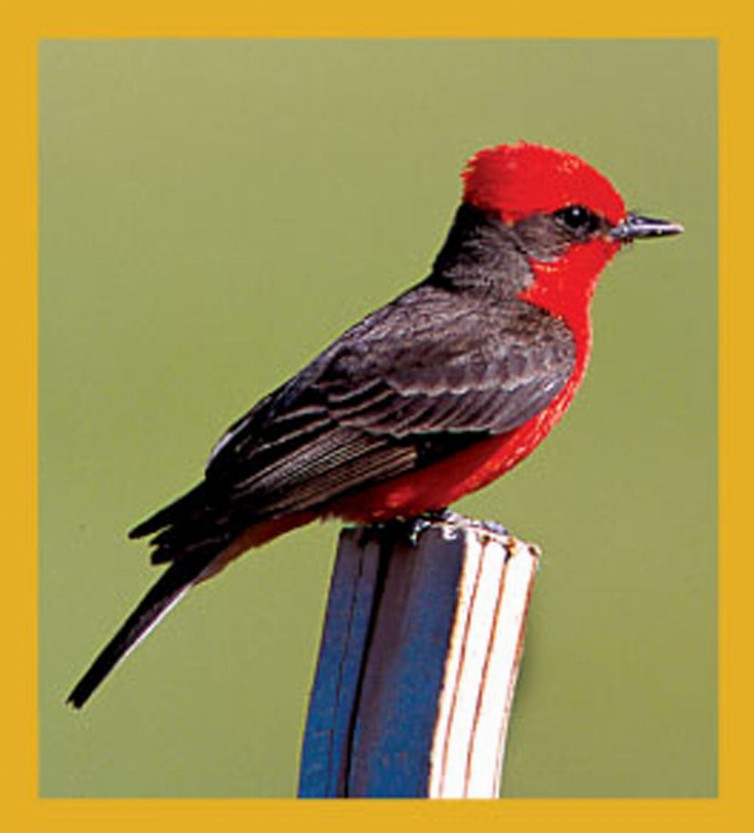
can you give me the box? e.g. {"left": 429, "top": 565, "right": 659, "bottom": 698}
{"left": 132, "top": 285, "right": 575, "bottom": 561}
{"left": 208, "top": 286, "right": 573, "bottom": 505}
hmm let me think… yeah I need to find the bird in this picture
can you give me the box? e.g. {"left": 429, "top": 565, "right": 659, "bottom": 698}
{"left": 67, "top": 141, "right": 683, "bottom": 709}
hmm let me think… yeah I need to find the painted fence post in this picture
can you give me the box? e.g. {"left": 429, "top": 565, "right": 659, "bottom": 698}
{"left": 298, "top": 515, "right": 539, "bottom": 798}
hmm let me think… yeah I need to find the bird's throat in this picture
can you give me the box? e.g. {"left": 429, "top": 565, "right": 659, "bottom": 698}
{"left": 518, "top": 239, "right": 618, "bottom": 355}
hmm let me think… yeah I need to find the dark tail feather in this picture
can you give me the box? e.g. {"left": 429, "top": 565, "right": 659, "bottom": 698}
{"left": 66, "top": 553, "right": 215, "bottom": 709}
{"left": 128, "top": 482, "right": 208, "bottom": 540}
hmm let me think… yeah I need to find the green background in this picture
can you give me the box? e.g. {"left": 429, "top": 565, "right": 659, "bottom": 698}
{"left": 39, "top": 40, "right": 716, "bottom": 798}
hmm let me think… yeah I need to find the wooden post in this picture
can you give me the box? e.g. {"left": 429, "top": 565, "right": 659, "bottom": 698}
{"left": 298, "top": 514, "right": 540, "bottom": 798}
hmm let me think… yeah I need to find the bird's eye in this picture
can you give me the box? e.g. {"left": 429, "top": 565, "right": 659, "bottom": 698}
{"left": 552, "top": 205, "right": 601, "bottom": 237}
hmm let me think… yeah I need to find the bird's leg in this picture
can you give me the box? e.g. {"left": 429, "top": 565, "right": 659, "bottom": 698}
{"left": 406, "top": 508, "right": 510, "bottom": 540}
{"left": 356, "top": 510, "right": 445, "bottom": 548}
{"left": 358, "top": 508, "right": 509, "bottom": 549}
{"left": 405, "top": 507, "right": 467, "bottom": 543}
{"left": 380, "top": 509, "right": 464, "bottom": 547}
{"left": 391, "top": 506, "right": 466, "bottom": 547}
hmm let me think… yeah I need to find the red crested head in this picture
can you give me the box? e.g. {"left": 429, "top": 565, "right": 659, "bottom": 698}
{"left": 462, "top": 142, "right": 626, "bottom": 225}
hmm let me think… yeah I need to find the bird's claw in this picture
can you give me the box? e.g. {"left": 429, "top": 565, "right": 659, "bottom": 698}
{"left": 409, "top": 509, "right": 509, "bottom": 540}
{"left": 358, "top": 508, "right": 509, "bottom": 547}
{"left": 470, "top": 518, "right": 509, "bottom": 537}
{"left": 358, "top": 508, "right": 508, "bottom": 549}
{"left": 398, "top": 508, "right": 465, "bottom": 546}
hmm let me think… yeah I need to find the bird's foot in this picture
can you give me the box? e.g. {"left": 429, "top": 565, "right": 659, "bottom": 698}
{"left": 407, "top": 509, "right": 509, "bottom": 540}
{"left": 403, "top": 509, "right": 455, "bottom": 546}
{"left": 356, "top": 509, "right": 441, "bottom": 548}
{"left": 357, "top": 509, "right": 509, "bottom": 548}
{"left": 467, "top": 517, "right": 509, "bottom": 537}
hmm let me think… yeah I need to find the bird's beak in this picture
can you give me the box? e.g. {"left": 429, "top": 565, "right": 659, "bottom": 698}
{"left": 610, "top": 212, "right": 684, "bottom": 242}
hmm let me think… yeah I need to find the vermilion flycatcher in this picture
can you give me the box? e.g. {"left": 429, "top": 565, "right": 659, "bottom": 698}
{"left": 68, "top": 142, "right": 682, "bottom": 708}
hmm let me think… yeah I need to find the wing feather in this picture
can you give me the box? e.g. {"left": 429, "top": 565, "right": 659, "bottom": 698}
{"left": 134, "top": 285, "right": 576, "bottom": 562}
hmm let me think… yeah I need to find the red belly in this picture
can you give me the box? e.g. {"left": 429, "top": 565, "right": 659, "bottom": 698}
{"left": 328, "top": 379, "right": 576, "bottom": 523}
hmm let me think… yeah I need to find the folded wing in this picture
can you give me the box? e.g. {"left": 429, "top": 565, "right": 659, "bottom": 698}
{"left": 132, "top": 285, "right": 575, "bottom": 563}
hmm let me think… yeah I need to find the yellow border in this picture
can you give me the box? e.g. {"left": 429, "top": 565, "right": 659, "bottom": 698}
{"left": 1, "top": 0, "right": 745, "bottom": 830}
